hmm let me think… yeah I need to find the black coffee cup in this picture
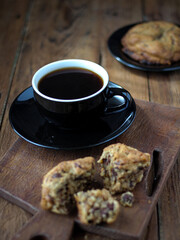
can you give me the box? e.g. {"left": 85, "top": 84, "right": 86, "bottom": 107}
{"left": 32, "top": 59, "right": 131, "bottom": 128}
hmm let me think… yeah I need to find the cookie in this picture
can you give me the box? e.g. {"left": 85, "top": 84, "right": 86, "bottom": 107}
{"left": 121, "top": 21, "right": 180, "bottom": 65}
{"left": 98, "top": 143, "right": 150, "bottom": 194}
{"left": 74, "top": 189, "right": 120, "bottom": 224}
{"left": 40, "top": 157, "right": 95, "bottom": 214}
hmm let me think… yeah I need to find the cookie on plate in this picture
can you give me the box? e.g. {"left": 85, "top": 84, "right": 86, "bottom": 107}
{"left": 121, "top": 21, "right": 180, "bottom": 65}
{"left": 74, "top": 189, "right": 120, "bottom": 224}
{"left": 98, "top": 143, "right": 151, "bottom": 194}
{"left": 40, "top": 157, "right": 95, "bottom": 214}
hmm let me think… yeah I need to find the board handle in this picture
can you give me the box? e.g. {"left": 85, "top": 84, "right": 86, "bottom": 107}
{"left": 12, "top": 210, "right": 74, "bottom": 240}
{"left": 145, "top": 149, "right": 163, "bottom": 196}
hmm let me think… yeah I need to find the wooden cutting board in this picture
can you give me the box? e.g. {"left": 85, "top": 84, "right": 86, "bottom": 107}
{"left": 1, "top": 99, "right": 180, "bottom": 240}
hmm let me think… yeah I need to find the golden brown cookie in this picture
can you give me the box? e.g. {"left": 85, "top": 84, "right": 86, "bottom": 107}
{"left": 98, "top": 143, "right": 151, "bottom": 194}
{"left": 40, "top": 157, "right": 95, "bottom": 214}
{"left": 74, "top": 189, "right": 120, "bottom": 224}
{"left": 121, "top": 21, "right": 180, "bottom": 65}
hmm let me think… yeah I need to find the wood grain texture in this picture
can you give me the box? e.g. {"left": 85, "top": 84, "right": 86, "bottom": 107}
{"left": 0, "top": 0, "right": 180, "bottom": 239}
{"left": 1, "top": 100, "right": 180, "bottom": 240}
{"left": 143, "top": 207, "right": 159, "bottom": 240}
{"left": 143, "top": 0, "right": 180, "bottom": 22}
{"left": 158, "top": 155, "right": 180, "bottom": 240}
{"left": 101, "top": 0, "right": 149, "bottom": 101}
{"left": 0, "top": 1, "right": 33, "bottom": 239}
{"left": 12, "top": 210, "right": 75, "bottom": 240}
{"left": 0, "top": 0, "right": 30, "bottom": 126}
{"left": 0, "top": 197, "right": 32, "bottom": 240}
{"left": 143, "top": 0, "right": 180, "bottom": 239}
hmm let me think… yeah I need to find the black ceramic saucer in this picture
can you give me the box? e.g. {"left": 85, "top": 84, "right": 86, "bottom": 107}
{"left": 9, "top": 82, "right": 136, "bottom": 150}
{"left": 108, "top": 22, "right": 180, "bottom": 72}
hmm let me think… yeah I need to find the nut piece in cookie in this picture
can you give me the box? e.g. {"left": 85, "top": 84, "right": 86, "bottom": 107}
{"left": 121, "top": 21, "right": 180, "bottom": 65}
{"left": 120, "top": 191, "right": 134, "bottom": 207}
{"left": 40, "top": 157, "right": 95, "bottom": 214}
{"left": 74, "top": 189, "right": 120, "bottom": 224}
{"left": 98, "top": 143, "right": 151, "bottom": 194}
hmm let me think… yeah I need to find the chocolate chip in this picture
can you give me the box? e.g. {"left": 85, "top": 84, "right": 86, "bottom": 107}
{"left": 102, "top": 155, "right": 111, "bottom": 165}
{"left": 74, "top": 176, "right": 83, "bottom": 181}
{"left": 171, "top": 36, "right": 175, "bottom": 45}
{"left": 57, "top": 188, "right": 63, "bottom": 193}
{"left": 88, "top": 220, "right": 93, "bottom": 224}
{"left": 92, "top": 207, "right": 100, "bottom": 213}
{"left": 107, "top": 203, "right": 114, "bottom": 211}
{"left": 74, "top": 163, "right": 83, "bottom": 169}
{"left": 129, "top": 180, "right": 134, "bottom": 188}
{"left": 48, "top": 195, "right": 54, "bottom": 204}
{"left": 121, "top": 192, "right": 134, "bottom": 206}
{"left": 52, "top": 173, "right": 62, "bottom": 178}
{"left": 102, "top": 158, "right": 106, "bottom": 164}
{"left": 101, "top": 207, "right": 109, "bottom": 216}
{"left": 111, "top": 169, "right": 117, "bottom": 177}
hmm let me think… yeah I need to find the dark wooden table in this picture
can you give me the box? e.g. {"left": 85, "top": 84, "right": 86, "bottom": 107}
{"left": 0, "top": 0, "right": 180, "bottom": 239}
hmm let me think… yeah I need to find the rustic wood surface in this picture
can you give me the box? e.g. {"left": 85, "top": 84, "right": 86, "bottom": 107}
{"left": 1, "top": 100, "right": 180, "bottom": 240}
{"left": 12, "top": 210, "right": 75, "bottom": 240}
{"left": 0, "top": 0, "right": 180, "bottom": 240}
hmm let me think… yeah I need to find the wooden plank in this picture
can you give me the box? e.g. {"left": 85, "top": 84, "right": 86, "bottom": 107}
{"left": 142, "top": 0, "right": 180, "bottom": 23}
{"left": 148, "top": 71, "right": 180, "bottom": 107}
{"left": 143, "top": 0, "right": 180, "bottom": 239}
{"left": 0, "top": 197, "right": 32, "bottom": 240}
{"left": 158, "top": 155, "right": 180, "bottom": 240}
{"left": 12, "top": 210, "right": 75, "bottom": 240}
{"left": 0, "top": 1, "right": 33, "bottom": 240}
{"left": 143, "top": 208, "right": 159, "bottom": 240}
{"left": 0, "top": 0, "right": 31, "bottom": 157}
{"left": 0, "top": 0, "right": 30, "bottom": 126}
{"left": 101, "top": 0, "right": 149, "bottom": 101}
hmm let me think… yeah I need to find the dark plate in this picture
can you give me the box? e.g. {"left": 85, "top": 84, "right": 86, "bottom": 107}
{"left": 9, "top": 82, "right": 136, "bottom": 150}
{"left": 108, "top": 22, "right": 180, "bottom": 72}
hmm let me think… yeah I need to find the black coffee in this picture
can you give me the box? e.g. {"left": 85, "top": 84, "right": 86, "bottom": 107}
{"left": 38, "top": 68, "right": 104, "bottom": 100}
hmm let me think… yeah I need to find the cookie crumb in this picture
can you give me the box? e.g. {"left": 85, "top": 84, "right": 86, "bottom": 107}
{"left": 120, "top": 191, "right": 134, "bottom": 207}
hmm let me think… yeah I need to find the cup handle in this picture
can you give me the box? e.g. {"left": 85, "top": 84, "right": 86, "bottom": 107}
{"left": 104, "top": 86, "right": 131, "bottom": 114}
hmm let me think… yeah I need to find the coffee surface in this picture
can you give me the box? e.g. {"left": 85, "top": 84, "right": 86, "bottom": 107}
{"left": 38, "top": 68, "right": 103, "bottom": 100}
